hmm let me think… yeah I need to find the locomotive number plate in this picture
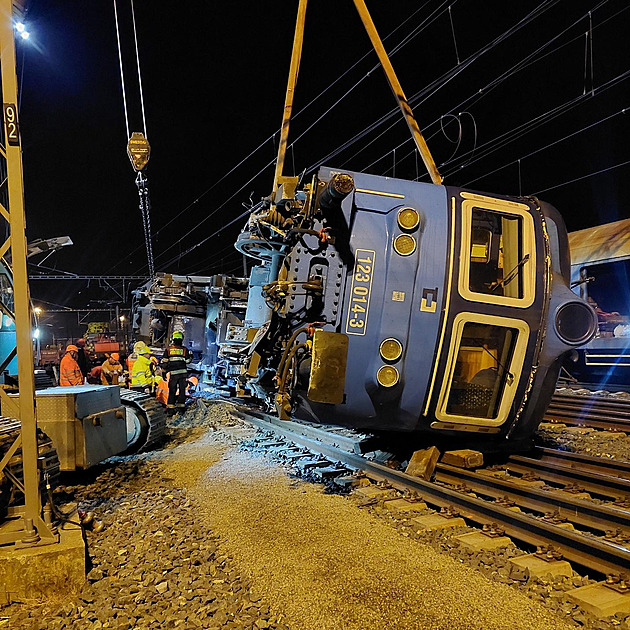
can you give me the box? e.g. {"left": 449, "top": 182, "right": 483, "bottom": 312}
{"left": 346, "top": 248, "right": 375, "bottom": 336}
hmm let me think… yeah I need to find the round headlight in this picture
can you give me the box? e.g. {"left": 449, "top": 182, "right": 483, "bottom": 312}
{"left": 393, "top": 234, "right": 416, "bottom": 256}
{"left": 554, "top": 302, "right": 597, "bottom": 345}
{"left": 379, "top": 338, "right": 403, "bottom": 362}
{"left": 397, "top": 207, "right": 420, "bottom": 231}
{"left": 377, "top": 365, "right": 400, "bottom": 387}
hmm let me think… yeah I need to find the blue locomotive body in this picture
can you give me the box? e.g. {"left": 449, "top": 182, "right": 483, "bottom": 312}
{"left": 231, "top": 167, "right": 596, "bottom": 448}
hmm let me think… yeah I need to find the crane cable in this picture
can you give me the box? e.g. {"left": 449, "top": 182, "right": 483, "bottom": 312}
{"left": 113, "top": 0, "right": 155, "bottom": 277}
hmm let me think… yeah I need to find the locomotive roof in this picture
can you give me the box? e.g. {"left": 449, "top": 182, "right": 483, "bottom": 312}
{"left": 569, "top": 218, "right": 630, "bottom": 268}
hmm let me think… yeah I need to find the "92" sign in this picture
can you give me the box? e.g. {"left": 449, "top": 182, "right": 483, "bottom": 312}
{"left": 4, "top": 103, "right": 19, "bottom": 146}
{"left": 345, "top": 248, "right": 375, "bottom": 336}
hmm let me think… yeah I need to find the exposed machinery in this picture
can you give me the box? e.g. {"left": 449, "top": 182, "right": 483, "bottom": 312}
{"left": 131, "top": 273, "right": 248, "bottom": 386}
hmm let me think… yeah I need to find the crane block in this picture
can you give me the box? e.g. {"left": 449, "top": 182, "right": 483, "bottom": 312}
{"left": 127, "top": 131, "right": 151, "bottom": 171}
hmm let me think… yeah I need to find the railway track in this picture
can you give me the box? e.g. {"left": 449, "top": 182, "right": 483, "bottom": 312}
{"left": 234, "top": 407, "right": 630, "bottom": 579}
{"left": 545, "top": 387, "right": 630, "bottom": 432}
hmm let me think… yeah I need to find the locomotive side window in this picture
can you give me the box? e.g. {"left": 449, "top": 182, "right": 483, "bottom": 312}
{"left": 436, "top": 313, "right": 530, "bottom": 427}
{"left": 459, "top": 195, "right": 536, "bottom": 308}
{"left": 446, "top": 323, "right": 517, "bottom": 419}
{"left": 469, "top": 210, "right": 523, "bottom": 299}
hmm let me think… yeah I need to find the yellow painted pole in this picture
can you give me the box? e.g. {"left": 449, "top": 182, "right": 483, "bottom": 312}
{"left": 352, "top": 0, "right": 443, "bottom": 185}
{"left": 272, "top": 0, "right": 308, "bottom": 194}
{"left": 0, "top": 0, "right": 54, "bottom": 543}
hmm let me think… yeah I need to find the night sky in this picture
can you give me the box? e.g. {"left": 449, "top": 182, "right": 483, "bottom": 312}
{"left": 15, "top": 0, "right": 630, "bottom": 312}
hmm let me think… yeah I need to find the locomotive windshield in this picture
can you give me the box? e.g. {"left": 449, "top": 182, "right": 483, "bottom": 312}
{"left": 458, "top": 197, "right": 536, "bottom": 309}
{"left": 446, "top": 322, "right": 518, "bottom": 419}
{"left": 469, "top": 208, "right": 524, "bottom": 299}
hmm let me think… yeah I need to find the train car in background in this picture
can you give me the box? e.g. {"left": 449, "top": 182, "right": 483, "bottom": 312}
{"left": 565, "top": 218, "right": 630, "bottom": 386}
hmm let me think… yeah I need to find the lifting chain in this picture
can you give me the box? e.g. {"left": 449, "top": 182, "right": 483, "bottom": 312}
{"left": 135, "top": 172, "right": 155, "bottom": 278}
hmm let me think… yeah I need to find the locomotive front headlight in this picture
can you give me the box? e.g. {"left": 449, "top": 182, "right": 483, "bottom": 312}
{"left": 393, "top": 234, "right": 416, "bottom": 256}
{"left": 377, "top": 365, "right": 400, "bottom": 387}
{"left": 379, "top": 338, "right": 403, "bottom": 362}
{"left": 397, "top": 207, "right": 420, "bottom": 231}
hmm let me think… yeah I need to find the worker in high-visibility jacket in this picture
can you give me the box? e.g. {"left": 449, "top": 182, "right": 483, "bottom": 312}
{"left": 160, "top": 331, "right": 191, "bottom": 415}
{"left": 101, "top": 353, "right": 123, "bottom": 385}
{"left": 59, "top": 344, "right": 83, "bottom": 386}
{"left": 126, "top": 341, "right": 147, "bottom": 387}
{"left": 130, "top": 345, "right": 155, "bottom": 392}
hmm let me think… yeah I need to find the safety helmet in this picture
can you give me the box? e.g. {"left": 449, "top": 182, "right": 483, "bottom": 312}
{"left": 110, "top": 353, "right": 120, "bottom": 361}
{"left": 172, "top": 331, "right": 183, "bottom": 341}
{"left": 133, "top": 341, "right": 147, "bottom": 352}
{"left": 66, "top": 344, "right": 79, "bottom": 353}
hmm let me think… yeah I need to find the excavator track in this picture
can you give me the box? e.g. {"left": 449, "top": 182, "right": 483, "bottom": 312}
{"left": 0, "top": 415, "right": 60, "bottom": 519}
{"left": 119, "top": 388, "right": 167, "bottom": 452}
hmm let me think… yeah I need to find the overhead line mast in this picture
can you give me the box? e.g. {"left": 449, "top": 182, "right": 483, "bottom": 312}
{"left": 272, "top": 0, "right": 443, "bottom": 196}
{"left": 0, "top": 0, "right": 56, "bottom": 546}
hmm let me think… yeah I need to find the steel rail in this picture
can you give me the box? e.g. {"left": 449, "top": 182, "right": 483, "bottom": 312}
{"left": 434, "top": 463, "right": 630, "bottom": 533}
{"left": 506, "top": 455, "right": 630, "bottom": 498}
{"left": 241, "top": 412, "right": 630, "bottom": 576}
{"left": 545, "top": 393, "right": 630, "bottom": 431}
{"left": 535, "top": 447, "right": 630, "bottom": 480}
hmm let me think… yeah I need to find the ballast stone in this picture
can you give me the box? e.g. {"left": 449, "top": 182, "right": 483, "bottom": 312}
{"left": 405, "top": 446, "right": 440, "bottom": 480}
{"left": 441, "top": 449, "right": 484, "bottom": 468}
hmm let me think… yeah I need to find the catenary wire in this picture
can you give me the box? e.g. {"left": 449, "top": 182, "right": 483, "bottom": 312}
{"left": 357, "top": 0, "right": 617, "bottom": 178}
{"left": 147, "top": 0, "right": 557, "bottom": 272}
{"left": 109, "top": 2, "right": 438, "bottom": 273}
{"left": 462, "top": 106, "right": 628, "bottom": 188}
{"left": 135, "top": 0, "right": 621, "bottom": 274}
{"left": 534, "top": 157, "right": 630, "bottom": 195}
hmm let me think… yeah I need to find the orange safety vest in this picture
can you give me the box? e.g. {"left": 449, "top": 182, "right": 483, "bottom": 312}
{"left": 156, "top": 377, "right": 169, "bottom": 405}
{"left": 59, "top": 353, "right": 83, "bottom": 386}
{"left": 127, "top": 352, "right": 138, "bottom": 373}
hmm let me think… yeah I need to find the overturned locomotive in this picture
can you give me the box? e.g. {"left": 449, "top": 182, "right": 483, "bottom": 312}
{"left": 224, "top": 167, "right": 597, "bottom": 449}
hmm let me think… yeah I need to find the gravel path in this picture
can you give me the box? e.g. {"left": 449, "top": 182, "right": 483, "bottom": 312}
{"left": 2, "top": 401, "right": 576, "bottom": 629}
